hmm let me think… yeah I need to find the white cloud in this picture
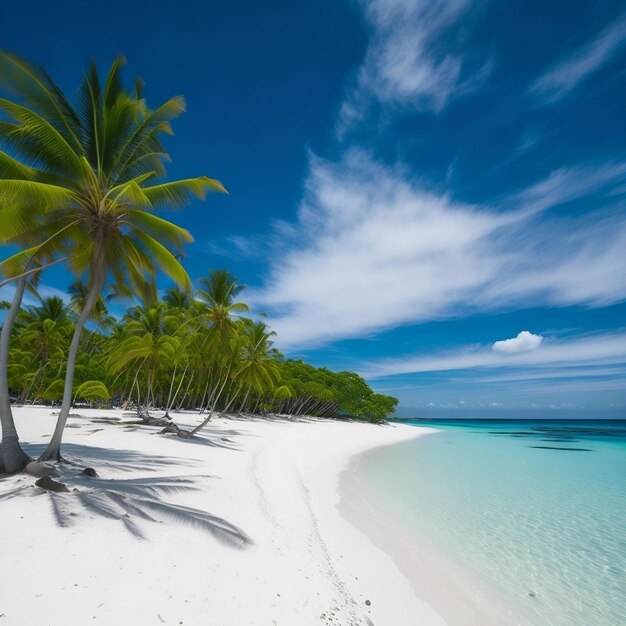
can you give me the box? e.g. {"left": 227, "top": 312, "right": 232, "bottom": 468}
{"left": 339, "top": 0, "right": 489, "bottom": 132}
{"left": 468, "top": 365, "right": 626, "bottom": 385}
{"left": 492, "top": 331, "right": 543, "bottom": 354}
{"left": 530, "top": 12, "right": 626, "bottom": 104}
{"left": 506, "top": 162, "right": 626, "bottom": 217}
{"left": 361, "top": 331, "right": 626, "bottom": 378}
{"left": 0, "top": 283, "right": 70, "bottom": 309}
{"left": 252, "top": 151, "right": 626, "bottom": 349}
{"left": 204, "top": 234, "right": 265, "bottom": 261}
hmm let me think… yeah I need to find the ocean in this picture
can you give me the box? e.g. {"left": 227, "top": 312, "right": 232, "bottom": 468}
{"left": 348, "top": 419, "right": 626, "bottom": 625}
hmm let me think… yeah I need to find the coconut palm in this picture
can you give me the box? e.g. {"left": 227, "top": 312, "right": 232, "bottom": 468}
{"left": 233, "top": 320, "right": 279, "bottom": 415}
{"left": 162, "top": 286, "right": 193, "bottom": 310}
{"left": 197, "top": 270, "right": 249, "bottom": 336}
{"left": 0, "top": 52, "right": 225, "bottom": 462}
{"left": 24, "top": 295, "right": 72, "bottom": 323}
{"left": 18, "top": 300, "right": 72, "bottom": 400}
{"left": 186, "top": 270, "right": 248, "bottom": 426}
{"left": 68, "top": 280, "right": 115, "bottom": 332}
{"left": 0, "top": 276, "right": 31, "bottom": 472}
{"left": 106, "top": 303, "right": 182, "bottom": 412}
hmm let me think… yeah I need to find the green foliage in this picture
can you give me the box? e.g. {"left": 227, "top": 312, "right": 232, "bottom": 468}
{"left": 274, "top": 359, "right": 398, "bottom": 423}
{"left": 0, "top": 52, "right": 397, "bottom": 432}
{"left": 2, "top": 284, "right": 398, "bottom": 421}
{"left": 74, "top": 380, "right": 110, "bottom": 402}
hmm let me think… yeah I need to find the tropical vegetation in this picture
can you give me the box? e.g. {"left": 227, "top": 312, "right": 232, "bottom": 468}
{"left": 0, "top": 52, "right": 398, "bottom": 475}
{"left": 2, "top": 277, "right": 397, "bottom": 420}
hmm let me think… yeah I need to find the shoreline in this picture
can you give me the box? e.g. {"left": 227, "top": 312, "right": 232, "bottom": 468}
{"left": 1, "top": 406, "right": 447, "bottom": 626}
{"left": 338, "top": 430, "right": 526, "bottom": 626}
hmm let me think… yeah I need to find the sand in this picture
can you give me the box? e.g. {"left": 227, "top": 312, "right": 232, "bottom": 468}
{"left": 0, "top": 406, "right": 446, "bottom": 626}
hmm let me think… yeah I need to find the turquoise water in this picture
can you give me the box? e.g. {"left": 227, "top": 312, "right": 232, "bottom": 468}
{"left": 356, "top": 420, "right": 626, "bottom": 625}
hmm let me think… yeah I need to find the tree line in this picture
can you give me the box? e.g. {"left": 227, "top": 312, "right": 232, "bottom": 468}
{"left": 3, "top": 274, "right": 397, "bottom": 426}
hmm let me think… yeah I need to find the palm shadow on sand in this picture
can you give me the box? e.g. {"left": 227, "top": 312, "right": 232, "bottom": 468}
{"left": 2, "top": 442, "right": 252, "bottom": 549}
{"left": 74, "top": 415, "right": 246, "bottom": 451}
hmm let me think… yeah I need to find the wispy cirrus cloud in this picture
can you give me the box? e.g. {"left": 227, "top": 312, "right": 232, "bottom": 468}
{"left": 203, "top": 234, "right": 266, "bottom": 262}
{"left": 507, "top": 161, "right": 626, "bottom": 216}
{"left": 0, "top": 283, "right": 70, "bottom": 308}
{"left": 250, "top": 151, "right": 626, "bottom": 349}
{"left": 530, "top": 12, "right": 626, "bottom": 104}
{"left": 339, "top": 0, "right": 490, "bottom": 133}
{"left": 360, "top": 331, "right": 626, "bottom": 378}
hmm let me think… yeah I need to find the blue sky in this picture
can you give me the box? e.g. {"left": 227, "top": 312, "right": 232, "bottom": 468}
{"left": 1, "top": 0, "right": 625, "bottom": 416}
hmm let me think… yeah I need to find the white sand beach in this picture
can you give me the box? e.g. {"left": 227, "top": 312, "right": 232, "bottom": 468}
{"left": 0, "top": 407, "right": 446, "bottom": 626}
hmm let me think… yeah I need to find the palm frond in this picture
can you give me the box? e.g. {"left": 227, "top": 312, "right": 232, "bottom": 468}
{"left": 0, "top": 51, "right": 83, "bottom": 153}
{"left": 0, "top": 178, "right": 74, "bottom": 210}
{"left": 142, "top": 176, "right": 226, "bottom": 209}
{"left": 0, "top": 204, "right": 43, "bottom": 242}
{"left": 131, "top": 229, "right": 191, "bottom": 289}
{"left": 0, "top": 98, "right": 83, "bottom": 173}
{"left": 103, "top": 55, "right": 126, "bottom": 108}
{"left": 74, "top": 380, "right": 110, "bottom": 401}
{"left": 124, "top": 210, "right": 193, "bottom": 247}
{"left": 112, "top": 96, "right": 186, "bottom": 179}
{"left": 0, "top": 150, "right": 36, "bottom": 179}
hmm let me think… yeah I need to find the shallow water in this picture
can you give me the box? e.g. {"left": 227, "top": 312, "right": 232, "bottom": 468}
{"left": 355, "top": 419, "right": 626, "bottom": 625}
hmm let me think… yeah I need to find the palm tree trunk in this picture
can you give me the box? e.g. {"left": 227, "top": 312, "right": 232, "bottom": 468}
{"left": 176, "top": 371, "right": 194, "bottom": 411}
{"left": 237, "top": 386, "right": 251, "bottom": 417}
{"left": 39, "top": 264, "right": 105, "bottom": 462}
{"left": 0, "top": 277, "right": 31, "bottom": 473}
{"left": 167, "top": 363, "right": 189, "bottom": 414}
{"left": 188, "top": 367, "right": 232, "bottom": 436}
{"left": 0, "top": 257, "right": 68, "bottom": 290}
{"left": 164, "top": 364, "right": 178, "bottom": 416}
{"left": 251, "top": 395, "right": 261, "bottom": 416}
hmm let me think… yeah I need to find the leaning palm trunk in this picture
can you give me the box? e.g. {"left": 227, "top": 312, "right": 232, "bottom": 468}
{"left": 236, "top": 386, "right": 252, "bottom": 417}
{"left": 175, "top": 371, "right": 195, "bottom": 412}
{"left": 39, "top": 255, "right": 105, "bottom": 462}
{"left": 0, "top": 258, "right": 67, "bottom": 290}
{"left": 166, "top": 363, "right": 190, "bottom": 415}
{"left": 187, "top": 366, "right": 233, "bottom": 437}
{"left": 0, "top": 276, "right": 31, "bottom": 473}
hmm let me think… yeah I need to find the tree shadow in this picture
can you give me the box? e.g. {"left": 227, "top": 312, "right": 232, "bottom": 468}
{"left": 22, "top": 443, "right": 198, "bottom": 474}
{"left": 228, "top": 413, "right": 320, "bottom": 424}
{"left": 159, "top": 429, "right": 245, "bottom": 450}
{"left": 47, "top": 475, "right": 252, "bottom": 548}
{"left": 3, "top": 444, "right": 252, "bottom": 549}
{"left": 102, "top": 418, "right": 247, "bottom": 450}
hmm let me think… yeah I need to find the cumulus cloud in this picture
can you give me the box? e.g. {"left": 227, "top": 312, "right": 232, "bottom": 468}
{"left": 492, "top": 331, "right": 543, "bottom": 354}
{"left": 530, "top": 12, "right": 626, "bottom": 104}
{"left": 251, "top": 151, "right": 626, "bottom": 349}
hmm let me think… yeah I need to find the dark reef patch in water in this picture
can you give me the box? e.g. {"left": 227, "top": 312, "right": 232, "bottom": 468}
{"left": 489, "top": 431, "right": 537, "bottom": 436}
{"left": 530, "top": 446, "right": 592, "bottom": 452}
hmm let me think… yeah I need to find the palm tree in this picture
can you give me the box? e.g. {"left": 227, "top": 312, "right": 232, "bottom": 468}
{"left": 233, "top": 320, "right": 279, "bottom": 416}
{"left": 189, "top": 270, "right": 248, "bottom": 427}
{"left": 68, "top": 280, "right": 115, "bottom": 332}
{"left": 197, "top": 270, "right": 249, "bottom": 337}
{"left": 162, "top": 286, "right": 193, "bottom": 310}
{"left": 18, "top": 299, "right": 72, "bottom": 400}
{"left": 0, "top": 276, "right": 31, "bottom": 472}
{"left": 0, "top": 52, "right": 225, "bottom": 462}
{"left": 24, "top": 295, "right": 72, "bottom": 324}
{"left": 107, "top": 304, "right": 180, "bottom": 412}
